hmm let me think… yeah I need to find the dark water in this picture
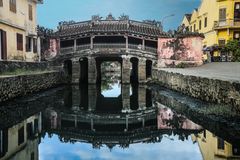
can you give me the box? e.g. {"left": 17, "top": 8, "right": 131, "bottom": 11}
{"left": 0, "top": 81, "right": 240, "bottom": 160}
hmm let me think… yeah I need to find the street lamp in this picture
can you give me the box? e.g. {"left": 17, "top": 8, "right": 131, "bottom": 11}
{"left": 161, "top": 14, "right": 175, "bottom": 31}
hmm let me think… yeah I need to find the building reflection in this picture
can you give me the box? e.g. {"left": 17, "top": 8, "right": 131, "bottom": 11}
{"left": 194, "top": 130, "right": 240, "bottom": 160}
{"left": 0, "top": 113, "right": 42, "bottom": 160}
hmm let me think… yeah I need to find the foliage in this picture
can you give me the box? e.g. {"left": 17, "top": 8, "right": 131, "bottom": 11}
{"left": 37, "top": 25, "right": 54, "bottom": 37}
{"left": 222, "top": 40, "right": 240, "bottom": 62}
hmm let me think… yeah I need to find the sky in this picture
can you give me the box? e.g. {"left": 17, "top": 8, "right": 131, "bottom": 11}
{"left": 37, "top": 0, "right": 201, "bottom": 31}
{"left": 39, "top": 134, "right": 202, "bottom": 160}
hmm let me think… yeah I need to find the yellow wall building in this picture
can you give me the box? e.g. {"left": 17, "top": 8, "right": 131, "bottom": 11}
{"left": 194, "top": 130, "right": 240, "bottom": 160}
{"left": 0, "top": 0, "right": 43, "bottom": 61}
{"left": 182, "top": 0, "right": 240, "bottom": 61}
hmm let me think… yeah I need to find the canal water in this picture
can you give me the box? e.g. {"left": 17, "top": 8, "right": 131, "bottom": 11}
{"left": 0, "top": 79, "right": 240, "bottom": 160}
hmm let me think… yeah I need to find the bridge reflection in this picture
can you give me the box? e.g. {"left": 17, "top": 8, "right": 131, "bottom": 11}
{"left": 63, "top": 84, "right": 153, "bottom": 114}
{"left": 42, "top": 106, "right": 203, "bottom": 149}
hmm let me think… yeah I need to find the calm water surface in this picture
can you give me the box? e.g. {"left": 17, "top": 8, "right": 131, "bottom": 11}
{"left": 0, "top": 81, "right": 240, "bottom": 160}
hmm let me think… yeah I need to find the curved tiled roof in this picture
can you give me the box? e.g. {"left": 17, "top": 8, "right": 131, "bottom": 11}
{"left": 56, "top": 20, "right": 167, "bottom": 39}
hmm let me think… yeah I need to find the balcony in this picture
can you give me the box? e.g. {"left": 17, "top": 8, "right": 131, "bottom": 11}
{"left": 214, "top": 19, "right": 240, "bottom": 30}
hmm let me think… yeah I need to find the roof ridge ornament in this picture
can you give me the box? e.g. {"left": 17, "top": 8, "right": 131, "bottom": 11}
{"left": 92, "top": 15, "right": 103, "bottom": 22}
{"left": 106, "top": 13, "right": 115, "bottom": 21}
{"left": 119, "top": 14, "right": 129, "bottom": 21}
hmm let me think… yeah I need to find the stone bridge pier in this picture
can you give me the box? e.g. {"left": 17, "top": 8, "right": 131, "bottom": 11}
{"left": 65, "top": 55, "right": 153, "bottom": 84}
{"left": 64, "top": 55, "right": 154, "bottom": 84}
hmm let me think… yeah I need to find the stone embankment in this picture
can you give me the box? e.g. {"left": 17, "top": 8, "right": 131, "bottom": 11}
{"left": 152, "top": 68, "right": 240, "bottom": 110}
{"left": 0, "top": 71, "right": 65, "bottom": 103}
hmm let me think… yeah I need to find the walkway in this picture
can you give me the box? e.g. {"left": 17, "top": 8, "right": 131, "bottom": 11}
{"left": 160, "top": 62, "right": 240, "bottom": 83}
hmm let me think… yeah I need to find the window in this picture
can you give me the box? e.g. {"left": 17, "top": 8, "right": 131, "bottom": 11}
{"left": 194, "top": 24, "right": 196, "bottom": 32}
{"left": 31, "top": 152, "right": 35, "bottom": 160}
{"left": 199, "top": 20, "right": 202, "bottom": 30}
{"left": 233, "top": 145, "right": 240, "bottom": 156}
{"left": 219, "top": 8, "right": 226, "bottom": 22}
{"left": 18, "top": 126, "right": 24, "bottom": 146}
{"left": 16, "top": 33, "right": 23, "bottom": 51}
{"left": 203, "top": 130, "right": 206, "bottom": 138}
{"left": 9, "top": 0, "right": 16, "bottom": 13}
{"left": 33, "top": 38, "right": 37, "bottom": 53}
{"left": 234, "top": 31, "right": 240, "bottom": 41}
{"left": 27, "top": 123, "right": 33, "bottom": 139}
{"left": 217, "top": 138, "right": 225, "bottom": 150}
{"left": 234, "top": 2, "right": 240, "bottom": 22}
{"left": 0, "top": 30, "right": 7, "bottom": 60}
{"left": 218, "top": 39, "right": 226, "bottom": 47}
{"left": 0, "top": 0, "right": 3, "bottom": 7}
{"left": 204, "top": 17, "right": 208, "bottom": 28}
{"left": 190, "top": 26, "right": 192, "bottom": 32}
{"left": 0, "top": 130, "right": 8, "bottom": 158}
{"left": 29, "top": 4, "right": 33, "bottom": 21}
{"left": 26, "top": 36, "right": 32, "bottom": 52}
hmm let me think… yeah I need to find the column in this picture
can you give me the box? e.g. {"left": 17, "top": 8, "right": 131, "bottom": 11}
{"left": 74, "top": 115, "right": 77, "bottom": 128}
{"left": 88, "top": 57, "right": 97, "bottom": 84}
{"left": 138, "top": 58, "right": 146, "bottom": 83}
{"left": 142, "top": 39, "right": 145, "bottom": 50}
{"left": 88, "top": 85, "right": 97, "bottom": 111}
{"left": 138, "top": 86, "right": 146, "bottom": 110}
{"left": 74, "top": 39, "right": 77, "bottom": 52}
{"left": 122, "top": 84, "right": 131, "bottom": 113}
{"left": 37, "top": 37, "right": 41, "bottom": 62}
{"left": 72, "top": 85, "right": 80, "bottom": 110}
{"left": 71, "top": 59, "right": 80, "bottom": 84}
{"left": 122, "top": 56, "right": 131, "bottom": 84}
{"left": 125, "top": 35, "right": 129, "bottom": 52}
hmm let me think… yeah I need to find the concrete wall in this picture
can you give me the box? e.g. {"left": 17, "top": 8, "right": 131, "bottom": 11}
{"left": 0, "top": 71, "right": 65, "bottom": 103}
{"left": 153, "top": 69, "right": 240, "bottom": 110}
{"left": 0, "top": 61, "right": 48, "bottom": 74}
{"left": 158, "top": 36, "right": 203, "bottom": 68}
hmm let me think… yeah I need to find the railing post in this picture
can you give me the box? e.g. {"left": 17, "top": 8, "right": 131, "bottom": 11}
{"left": 74, "top": 39, "right": 77, "bottom": 52}
{"left": 91, "top": 36, "right": 95, "bottom": 49}
{"left": 142, "top": 38, "right": 145, "bottom": 50}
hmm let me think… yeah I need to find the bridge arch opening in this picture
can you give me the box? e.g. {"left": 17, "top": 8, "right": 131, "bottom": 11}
{"left": 146, "top": 60, "right": 153, "bottom": 79}
{"left": 79, "top": 57, "right": 88, "bottom": 84}
{"left": 64, "top": 60, "right": 72, "bottom": 79}
{"left": 96, "top": 57, "right": 123, "bottom": 84}
{"left": 130, "top": 57, "right": 139, "bottom": 84}
{"left": 130, "top": 84, "right": 139, "bottom": 111}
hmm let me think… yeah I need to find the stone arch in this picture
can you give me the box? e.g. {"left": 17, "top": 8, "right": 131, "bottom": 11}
{"left": 130, "top": 57, "right": 139, "bottom": 84}
{"left": 146, "top": 60, "right": 153, "bottom": 79}
{"left": 95, "top": 56, "right": 123, "bottom": 84}
{"left": 130, "top": 84, "right": 139, "bottom": 111}
{"left": 79, "top": 57, "right": 88, "bottom": 84}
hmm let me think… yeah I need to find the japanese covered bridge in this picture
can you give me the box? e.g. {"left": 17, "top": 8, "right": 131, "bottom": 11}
{"left": 54, "top": 14, "right": 168, "bottom": 84}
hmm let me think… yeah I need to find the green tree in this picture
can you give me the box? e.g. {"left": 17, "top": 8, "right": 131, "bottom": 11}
{"left": 223, "top": 40, "right": 240, "bottom": 62}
